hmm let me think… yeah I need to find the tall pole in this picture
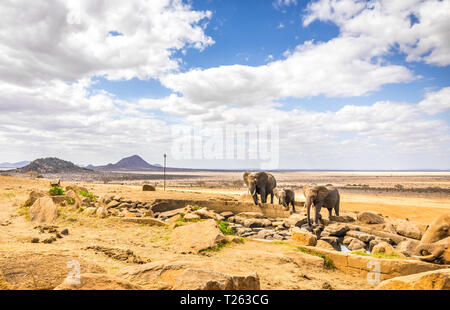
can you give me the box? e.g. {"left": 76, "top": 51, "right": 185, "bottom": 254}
{"left": 163, "top": 154, "right": 166, "bottom": 191}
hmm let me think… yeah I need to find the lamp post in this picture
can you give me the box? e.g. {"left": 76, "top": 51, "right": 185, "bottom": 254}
{"left": 163, "top": 154, "right": 166, "bottom": 191}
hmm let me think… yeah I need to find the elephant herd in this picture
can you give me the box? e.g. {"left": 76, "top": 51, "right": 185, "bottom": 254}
{"left": 242, "top": 171, "right": 340, "bottom": 226}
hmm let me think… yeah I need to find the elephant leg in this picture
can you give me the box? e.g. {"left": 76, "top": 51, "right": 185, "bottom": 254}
{"left": 307, "top": 204, "right": 311, "bottom": 226}
{"left": 314, "top": 205, "right": 322, "bottom": 226}
{"left": 270, "top": 192, "right": 274, "bottom": 204}
{"left": 335, "top": 195, "right": 340, "bottom": 216}
{"left": 260, "top": 189, "right": 267, "bottom": 203}
{"left": 328, "top": 208, "right": 332, "bottom": 218}
{"left": 291, "top": 201, "right": 296, "bottom": 213}
{"left": 252, "top": 193, "right": 259, "bottom": 205}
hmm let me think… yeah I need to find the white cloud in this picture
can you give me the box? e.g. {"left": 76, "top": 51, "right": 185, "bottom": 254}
{"left": 303, "top": 0, "right": 450, "bottom": 66}
{"left": 0, "top": 0, "right": 213, "bottom": 86}
{"left": 418, "top": 87, "right": 450, "bottom": 115}
{"left": 273, "top": 0, "right": 298, "bottom": 10}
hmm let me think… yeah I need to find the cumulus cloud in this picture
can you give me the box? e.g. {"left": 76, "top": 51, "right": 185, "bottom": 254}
{"left": 303, "top": 0, "right": 450, "bottom": 66}
{"left": 418, "top": 87, "right": 450, "bottom": 115}
{"left": 273, "top": 0, "right": 298, "bottom": 10}
{"left": 0, "top": 0, "right": 213, "bottom": 86}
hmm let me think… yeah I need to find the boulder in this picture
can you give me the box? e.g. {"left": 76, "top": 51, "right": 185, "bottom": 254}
{"left": 184, "top": 213, "right": 200, "bottom": 221}
{"left": 283, "top": 214, "right": 307, "bottom": 228}
{"left": 236, "top": 212, "right": 265, "bottom": 219}
{"left": 323, "top": 223, "right": 349, "bottom": 237}
{"left": 116, "top": 261, "right": 260, "bottom": 290}
{"left": 170, "top": 219, "right": 226, "bottom": 253}
{"left": 329, "top": 215, "right": 355, "bottom": 223}
{"left": 96, "top": 206, "right": 108, "bottom": 218}
{"left": 106, "top": 200, "right": 121, "bottom": 209}
{"left": 220, "top": 212, "right": 234, "bottom": 219}
{"left": 194, "top": 208, "right": 220, "bottom": 220}
{"left": 347, "top": 238, "right": 366, "bottom": 251}
{"left": 243, "top": 218, "right": 271, "bottom": 228}
{"left": 316, "top": 240, "right": 336, "bottom": 251}
{"left": 376, "top": 269, "right": 450, "bottom": 290}
{"left": 82, "top": 207, "right": 97, "bottom": 216}
{"left": 65, "top": 190, "right": 82, "bottom": 209}
{"left": 394, "top": 220, "right": 423, "bottom": 240}
{"left": 357, "top": 211, "right": 384, "bottom": 224}
{"left": 396, "top": 240, "right": 420, "bottom": 257}
{"left": 319, "top": 236, "right": 340, "bottom": 251}
{"left": 142, "top": 184, "right": 156, "bottom": 191}
{"left": 24, "top": 190, "right": 47, "bottom": 206}
{"left": 346, "top": 231, "right": 375, "bottom": 243}
{"left": 291, "top": 227, "right": 317, "bottom": 246}
{"left": 343, "top": 236, "right": 356, "bottom": 245}
{"left": 383, "top": 222, "right": 397, "bottom": 234}
{"left": 255, "top": 229, "right": 274, "bottom": 239}
{"left": 54, "top": 273, "right": 143, "bottom": 290}
{"left": 29, "top": 197, "right": 58, "bottom": 224}
{"left": 372, "top": 241, "right": 404, "bottom": 257}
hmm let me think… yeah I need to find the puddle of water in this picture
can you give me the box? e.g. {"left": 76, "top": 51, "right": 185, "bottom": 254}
{"left": 348, "top": 230, "right": 363, "bottom": 235}
{"left": 340, "top": 244, "right": 351, "bottom": 253}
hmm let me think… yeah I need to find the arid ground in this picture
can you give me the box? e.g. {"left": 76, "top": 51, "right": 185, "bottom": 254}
{"left": 0, "top": 171, "right": 449, "bottom": 290}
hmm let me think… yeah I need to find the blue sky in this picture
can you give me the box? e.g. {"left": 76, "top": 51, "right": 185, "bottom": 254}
{"left": 0, "top": 0, "right": 449, "bottom": 169}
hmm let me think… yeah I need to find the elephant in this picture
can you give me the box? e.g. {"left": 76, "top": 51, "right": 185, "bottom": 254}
{"left": 412, "top": 214, "right": 450, "bottom": 264}
{"left": 303, "top": 184, "right": 340, "bottom": 226}
{"left": 274, "top": 188, "right": 296, "bottom": 213}
{"left": 243, "top": 171, "right": 277, "bottom": 205}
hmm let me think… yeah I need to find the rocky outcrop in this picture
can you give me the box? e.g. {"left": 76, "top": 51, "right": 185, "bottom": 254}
{"left": 357, "top": 211, "right": 384, "bottom": 224}
{"left": 376, "top": 269, "right": 450, "bottom": 290}
{"left": 170, "top": 219, "right": 226, "bottom": 253}
{"left": 29, "top": 196, "right": 58, "bottom": 223}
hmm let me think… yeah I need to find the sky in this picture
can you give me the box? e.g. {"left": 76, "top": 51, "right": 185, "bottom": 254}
{"left": 0, "top": 0, "right": 449, "bottom": 170}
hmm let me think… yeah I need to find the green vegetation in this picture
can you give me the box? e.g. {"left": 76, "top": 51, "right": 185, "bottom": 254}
{"left": 76, "top": 190, "right": 97, "bottom": 202}
{"left": 66, "top": 197, "right": 75, "bottom": 205}
{"left": 351, "top": 250, "right": 405, "bottom": 259}
{"left": 295, "top": 246, "right": 336, "bottom": 269}
{"left": 217, "top": 221, "right": 236, "bottom": 235}
{"left": 200, "top": 241, "right": 233, "bottom": 254}
{"left": 49, "top": 186, "right": 65, "bottom": 196}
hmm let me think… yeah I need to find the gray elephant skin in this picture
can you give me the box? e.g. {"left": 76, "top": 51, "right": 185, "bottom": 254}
{"left": 275, "top": 188, "right": 296, "bottom": 213}
{"left": 303, "top": 184, "right": 340, "bottom": 226}
{"left": 243, "top": 171, "right": 277, "bottom": 205}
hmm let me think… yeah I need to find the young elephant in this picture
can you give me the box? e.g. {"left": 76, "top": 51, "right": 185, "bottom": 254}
{"left": 275, "top": 188, "right": 296, "bottom": 213}
{"left": 303, "top": 184, "right": 340, "bottom": 226}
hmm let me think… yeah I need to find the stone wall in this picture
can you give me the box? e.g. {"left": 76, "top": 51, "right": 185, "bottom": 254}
{"left": 300, "top": 245, "right": 449, "bottom": 281}
{"left": 150, "top": 199, "right": 297, "bottom": 219}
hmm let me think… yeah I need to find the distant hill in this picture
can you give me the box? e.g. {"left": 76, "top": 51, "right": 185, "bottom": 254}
{"left": 0, "top": 161, "right": 29, "bottom": 168}
{"left": 16, "top": 157, "right": 93, "bottom": 174}
{"left": 91, "top": 155, "right": 162, "bottom": 171}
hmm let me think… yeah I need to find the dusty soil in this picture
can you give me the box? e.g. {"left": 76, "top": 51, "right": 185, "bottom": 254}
{"left": 0, "top": 173, "right": 449, "bottom": 290}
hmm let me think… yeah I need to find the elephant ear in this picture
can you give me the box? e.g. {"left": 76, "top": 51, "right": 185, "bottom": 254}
{"left": 314, "top": 186, "right": 329, "bottom": 201}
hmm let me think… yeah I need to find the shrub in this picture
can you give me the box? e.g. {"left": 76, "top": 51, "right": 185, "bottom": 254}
{"left": 76, "top": 190, "right": 96, "bottom": 202}
{"left": 49, "top": 186, "right": 65, "bottom": 196}
{"left": 217, "top": 221, "right": 236, "bottom": 235}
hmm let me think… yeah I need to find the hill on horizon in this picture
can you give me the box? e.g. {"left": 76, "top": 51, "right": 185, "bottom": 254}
{"left": 16, "top": 157, "right": 93, "bottom": 174}
{"left": 91, "top": 155, "right": 162, "bottom": 171}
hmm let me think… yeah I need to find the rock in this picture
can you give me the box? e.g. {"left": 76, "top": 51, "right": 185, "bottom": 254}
{"left": 96, "top": 206, "right": 108, "bottom": 218}
{"left": 29, "top": 197, "right": 58, "bottom": 224}
{"left": 236, "top": 227, "right": 252, "bottom": 236}
{"left": 31, "top": 237, "right": 39, "bottom": 243}
{"left": 118, "top": 202, "right": 131, "bottom": 209}
{"left": 291, "top": 227, "right": 317, "bottom": 246}
{"left": 319, "top": 236, "right": 340, "bottom": 250}
{"left": 143, "top": 210, "right": 154, "bottom": 217}
{"left": 172, "top": 268, "right": 260, "bottom": 290}
{"left": 50, "top": 179, "right": 61, "bottom": 187}
{"left": 329, "top": 215, "right": 355, "bottom": 223}
{"left": 65, "top": 190, "right": 82, "bottom": 209}
{"left": 372, "top": 241, "right": 404, "bottom": 257}
{"left": 184, "top": 213, "right": 201, "bottom": 221}
{"left": 106, "top": 200, "right": 121, "bottom": 209}
{"left": 283, "top": 214, "right": 307, "bottom": 228}
{"left": 24, "top": 190, "right": 48, "bottom": 207}
{"left": 82, "top": 207, "right": 97, "bottom": 216}
{"left": 121, "top": 217, "right": 168, "bottom": 227}
{"left": 346, "top": 231, "right": 375, "bottom": 243}
{"left": 347, "top": 238, "right": 366, "bottom": 251}
{"left": 116, "top": 261, "right": 260, "bottom": 290}
{"left": 220, "top": 212, "right": 234, "bottom": 219}
{"left": 357, "top": 211, "right": 384, "bottom": 224}
{"left": 383, "top": 222, "right": 397, "bottom": 234}
{"left": 66, "top": 185, "right": 88, "bottom": 193}
{"left": 142, "top": 184, "right": 156, "bottom": 191}
{"left": 394, "top": 220, "right": 423, "bottom": 240}
{"left": 343, "top": 236, "right": 356, "bottom": 245}
{"left": 236, "top": 212, "right": 265, "bottom": 219}
{"left": 255, "top": 229, "right": 274, "bottom": 239}
{"left": 0, "top": 252, "right": 105, "bottom": 289}
{"left": 376, "top": 269, "right": 450, "bottom": 290}
{"left": 194, "top": 208, "right": 219, "bottom": 220}
{"left": 55, "top": 273, "right": 143, "bottom": 290}
{"left": 225, "top": 235, "right": 243, "bottom": 243}
{"left": 316, "top": 240, "right": 336, "bottom": 251}
{"left": 396, "top": 240, "right": 420, "bottom": 257}
{"left": 170, "top": 219, "right": 226, "bottom": 253}
{"left": 323, "top": 223, "right": 349, "bottom": 237}
{"left": 243, "top": 218, "right": 271, "bottom": 228}
{"left": 121, "top": 209, "right": 136, "bottom": 217}
{"left": 167, "top": 214, "right": 182, "bottom": 223}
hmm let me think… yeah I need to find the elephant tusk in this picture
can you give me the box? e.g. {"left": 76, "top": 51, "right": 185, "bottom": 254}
{"left": 251, "top": 189, "right": 256, "bottom": 196}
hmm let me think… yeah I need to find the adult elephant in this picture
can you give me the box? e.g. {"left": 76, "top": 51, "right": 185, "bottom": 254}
{"left": 413, "top": 214, "right": 450, "bottom": 264}
{"left": 243, "top": 171, "right": 277, "bottom": 205}
{"left": 303, "top": 184, "right": 340, "bottom": 226}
